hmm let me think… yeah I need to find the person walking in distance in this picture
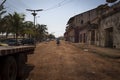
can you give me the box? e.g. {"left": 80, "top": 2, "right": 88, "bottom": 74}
{"left": 56, "top": 38, "right": 60, "bottom": 46}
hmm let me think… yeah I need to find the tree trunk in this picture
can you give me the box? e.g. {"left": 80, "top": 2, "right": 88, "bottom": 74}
{"left": 16, "top": 33, "right": 18, "bottom": 45}
{"left": 5, "top": 32, "right": 9, "bottom": 39}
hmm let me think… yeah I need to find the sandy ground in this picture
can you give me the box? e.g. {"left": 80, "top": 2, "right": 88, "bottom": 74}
{"left": 26, "top": 41, "right": 120, "bottom": 80}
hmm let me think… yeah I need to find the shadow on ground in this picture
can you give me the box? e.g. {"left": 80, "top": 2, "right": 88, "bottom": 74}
{"left": 24, "top": 64, "right": 34, "bottom": 80}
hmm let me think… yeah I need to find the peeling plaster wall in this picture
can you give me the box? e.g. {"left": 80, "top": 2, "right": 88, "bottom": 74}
{"left": 87, "top": 31, "right": 91, "bottom": 45}
{"left": 75, "top": 9, "right": 97, "bottom": 28}
{"left": 90, "top": 9, "right": 97, "bottom": 23}
{"left": 95, "top": 29, "right": 100, "bottom": 46}
{"left": 68, "top": 29, "right": 75, "bottom": 42}
{"left": 112, "top": 12, "right": 120, "bottom": 48}
{"left": 100, "top": 12, "right": 120, "bottom": 48}
{"left": 79, "top": 29, "right": 88, "bottom": 43}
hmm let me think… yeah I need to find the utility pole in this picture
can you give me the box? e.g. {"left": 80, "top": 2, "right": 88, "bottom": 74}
{"left": 26, "top": 9, "right": 43, "bottom": 43}
{"left": 26, "top": 9, "right": 43, "bottom": 27}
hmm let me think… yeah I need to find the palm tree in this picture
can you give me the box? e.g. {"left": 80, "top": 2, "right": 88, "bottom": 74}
{"left": 8, "top": 12, "right": 25, "bottom": 40}
{"left": 22, "top": 21, "right": 35, "bottom": 38}
{"left": 0, "top": 0, "right": 6, "bottom": 36}
{"left": 0, "top": 12, "right": 25, "bottom": 39}
{"left": 0, "top": 0, "right": 6, "bottom": 16}
{"left": 0, "top": 0, "right": 6, "bottom": 19}
{"left": 0, "top": 15, "right": 13, "bottom": 38}
{"left": 35, "top": 24, "right": 48, "bottom": 41}
{"left": 0, "top": 0, "right": 6, "bottom": 6}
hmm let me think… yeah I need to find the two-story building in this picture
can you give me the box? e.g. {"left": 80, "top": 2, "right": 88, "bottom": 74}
{"left": 64, "top": 1, "right": 120, "bottom": 49}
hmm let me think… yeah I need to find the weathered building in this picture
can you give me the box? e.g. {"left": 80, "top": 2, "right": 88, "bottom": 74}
{"left": 64, "top": 17, "right": 79, "bottom": 43}
{"left": 65, "top": 8, "right": 98, "bottom": 43}
{"left": 64, "top": 1, "right": 120, "bottom": 49}
{"left": 98, "top": 2, "right": 120, "bottom": 48}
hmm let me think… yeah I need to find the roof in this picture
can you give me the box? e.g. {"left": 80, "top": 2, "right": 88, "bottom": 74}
{"left": 67, "top": 16, "right": 75, "bottom": 25}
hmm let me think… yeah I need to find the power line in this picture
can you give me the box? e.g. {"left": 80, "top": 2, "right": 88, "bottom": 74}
{"left": 6, "top": 3, "right": 17, "bottom": 11}
{"left": 4, "top": 0, "right": 74, "bottom": 13}
{"left": 5, "top": 1, "right": 22, "bottom": 12}
{"left": 19, "top": 0, "right": 31, "bottom": 9}
{"left": 44, "top": 0, "right": 73, "bottom": 11}
{"left": 5, "top": 0, "right": 31, "bottom": 14}
{"left": 44, "top": 0, "right": 67, "bottom": 11}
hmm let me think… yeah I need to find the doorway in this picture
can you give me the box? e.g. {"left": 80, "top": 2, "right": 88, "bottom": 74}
{"left": 91, "top": 30, "right": 95, "bottom": 45}
{"left": 105, "top": 27, "right": 113, "bottom": 48}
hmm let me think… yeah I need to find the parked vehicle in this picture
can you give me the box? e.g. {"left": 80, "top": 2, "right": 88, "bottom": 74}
{"left": 21, "top": 38, "right": 35, "bottom": 45}
{"left": 1, "top": 39, "right": 21, "bottom": 46}
{"left": 0, "top": 42, "right": 8, "bottom": 46}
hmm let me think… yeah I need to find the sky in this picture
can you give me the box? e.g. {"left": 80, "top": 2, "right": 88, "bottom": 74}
{"left": 3, "top": 0, "right": 107, "bottom": 37}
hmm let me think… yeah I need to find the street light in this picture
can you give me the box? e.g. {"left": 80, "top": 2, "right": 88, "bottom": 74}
{"left": 26, "top": 9, "right": 43, "bottom": 43}
{"left": 26, "top": 9, "right": 43, "bottom": 12}
{"left": 26, "top": 9, "right": 43, "bottom": 27}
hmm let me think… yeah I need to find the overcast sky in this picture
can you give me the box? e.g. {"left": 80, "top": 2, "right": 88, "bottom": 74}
{"left": 4, "top": 0, "right": 106, "bottom": 37}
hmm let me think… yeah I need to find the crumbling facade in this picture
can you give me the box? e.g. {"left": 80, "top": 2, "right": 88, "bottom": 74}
{"left": 64, "top": 1, "right": 120, "bottom": 49}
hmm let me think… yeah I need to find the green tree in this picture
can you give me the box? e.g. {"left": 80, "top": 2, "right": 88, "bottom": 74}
{"left": 22, "top": 21, "right": 35, "bottom": 38}
{"left": 35, "top": 24, "right": 48, "bottom": 42}
{"left": 8, "top": 12, "right": 25, "bottom": 39}
{"left": 0, "top": 15, "right": 13, "bottom": 38}
{"left": 0, "top": 0, "right": 6, "bottom": 19}
{"left": 48, "top": 34, "right": 55, "bottom": 40}
{"left": 0, "top": 0, "right": 6, "bottom": 37}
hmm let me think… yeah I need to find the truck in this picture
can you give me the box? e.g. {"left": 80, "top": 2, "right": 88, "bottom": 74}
{"left": 0, "top": 45, "right": 35, "bottom": 80}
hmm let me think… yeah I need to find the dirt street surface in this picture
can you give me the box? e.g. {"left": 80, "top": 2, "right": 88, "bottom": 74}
{"left": 26, "top": 41, "right": 120, "bottom": 80}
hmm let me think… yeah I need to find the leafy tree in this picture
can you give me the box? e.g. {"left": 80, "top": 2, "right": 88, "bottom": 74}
{"left": 48, "top": 34, "right": 55, "bottom": 40}
{"left": 35, "top": 24, "right": 48, "bottom": 42}
{"left": 8, "top": 12, "right": 25, "bottom": 39}
{"left": 0, "top": 15, "right": 13, "bottom": 38}
{"left": 0, "top": 0, "right": 6, "bottom": 19}
{"left": 22, "top": 21, "right": 35, "bottom": 38}
{"left": 0, "top": 0, "right": 6, "bottom": 36}
{"left": 0, "top": 0, "right": 6, "bottom": 6}
{"left": 0, "top": 7, "right": 48, "bottom": 43}
{"left": 0, "top": 12, "right": 25, "bottom": 39}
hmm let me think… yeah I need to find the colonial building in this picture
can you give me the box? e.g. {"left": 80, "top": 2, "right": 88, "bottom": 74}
{"left": 98, "top": 2, "right": 120, "bottom": 48}
{"left": 64, "top": 1, "right": 120, "bottom": 49}
{"left": 64, "top": 17, "right": 79, "bottom": 43}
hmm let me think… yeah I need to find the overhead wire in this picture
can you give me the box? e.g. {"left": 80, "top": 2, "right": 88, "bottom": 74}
{"left": 4, "top": 0, "right": 31, "bottom": 14}
{"left": 44, "top": 0, "right": 73, "bottom": 11}
{"left": 5, "top": 0, "right": 22, "bottom": 13}
{"left": 4, "top": 0, "right": 74, "bottom": 13}
{"left": 4, "top": 3, "right": 18, "bottom": 14}
{"left": 19, "top": 0, "right": 32, "bottom": 9}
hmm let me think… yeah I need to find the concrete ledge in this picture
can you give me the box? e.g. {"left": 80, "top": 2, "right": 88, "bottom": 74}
{"left": 72, "top": 43, "right": 120, "bottom": 59}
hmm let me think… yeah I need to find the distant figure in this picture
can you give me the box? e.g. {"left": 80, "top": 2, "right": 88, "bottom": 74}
{"left": 56, "top": 38, "right": 60, "bottom": 46}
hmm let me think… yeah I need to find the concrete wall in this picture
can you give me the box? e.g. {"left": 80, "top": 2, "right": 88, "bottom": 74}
{"left": 79, "top": 29, "right": 87, "bottom": 43}
{"left": 68, "top": 29, "right": 75, "bottom": 42}
{"left": 75, "top": 14, "right": 83, "bottom": 27}
{"left": 89, "top": 9, "right": 98, "bottom": 23}
{"left": 75, "top": 9, "right": 98, "bottom": 27}
{"left": 100, "top": 12, "right": 120, "bottom": 48}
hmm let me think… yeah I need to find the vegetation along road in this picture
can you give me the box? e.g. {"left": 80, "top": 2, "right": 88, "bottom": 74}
{"left": 26, "top": 40, "right": 120, "bottom": 80}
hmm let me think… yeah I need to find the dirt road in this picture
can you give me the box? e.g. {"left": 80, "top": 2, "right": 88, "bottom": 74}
{"left": 26, "top": 41, "right": 120, "bottom": 80}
